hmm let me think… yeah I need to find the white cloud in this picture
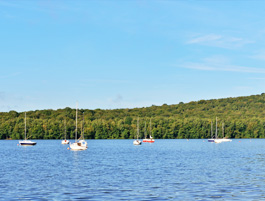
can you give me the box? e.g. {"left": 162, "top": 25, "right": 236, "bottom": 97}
{"left": 180, "top": 56, "right": 265, "bottom": 74}
{"left": 187, "top": 34, "right": 252, "bottom": 49}
{"left": 188, "top": 34, "right": 222, "bottom": 44}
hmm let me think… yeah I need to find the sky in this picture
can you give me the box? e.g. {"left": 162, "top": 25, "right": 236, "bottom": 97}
{"left": 1, "top": 0, "right": 265, "bottom": 112}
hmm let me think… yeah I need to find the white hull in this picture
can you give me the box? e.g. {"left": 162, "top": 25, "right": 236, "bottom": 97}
{"left": 215, "top": 138, "right": 232, "bottom": 143}
{"left": 213, "top": 138, "right": 232, "bottom": 143}
{"left": 61, "top": 140, "right": 69, "bottom": 144}
{"left": 214, "top": 139, "right": 222, "bottom": 143}
{"left": 133, "top": 140, "right": 142, "bottom": 145}
{"left": 19, "top": 140, "right": 37, "bottom": 146}
{"left": 70, "top": 141, "right": 87, "bottom": 150}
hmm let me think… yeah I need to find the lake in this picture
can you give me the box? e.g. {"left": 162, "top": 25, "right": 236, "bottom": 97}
{"left": 1, "top": 139, "right": 265, "bottom": 200}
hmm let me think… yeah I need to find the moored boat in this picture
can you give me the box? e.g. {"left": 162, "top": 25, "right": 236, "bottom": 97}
{"left": 62, "top": 139, "right": 69, "bottom": 144}
{"left": 133, "top": 117, "right": 142, "bottom": 145}
{"left": 70, "top": 103, "right": 87, "bottom": 151}
{"left": 143, "top": 118, "right": 155, "bottom": 143}
{"left": 19, "top": 112, "right": 37, "bottom": 146}
{"left": 19, "top": 140, "right": 37, "bottom": 146}
{"left": 218, "top": 123, "right": 232, "bottom": 142}
{"left": 143, "top": 138, "right": 155, "bottom": 143}
{"left": 133, "top": 139, "right": 142, "bottom": 145}
{"left": 61, "top": 119, "right": 69, "bottom": 144}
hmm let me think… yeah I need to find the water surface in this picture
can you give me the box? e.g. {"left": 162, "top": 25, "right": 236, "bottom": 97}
{"left": 1, "top": 139, "right": 265, "bottom": 200}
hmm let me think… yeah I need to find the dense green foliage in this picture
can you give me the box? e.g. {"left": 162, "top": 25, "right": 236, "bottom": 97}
{"left": 1, "top": 93, "right": 265, "bottom": 140}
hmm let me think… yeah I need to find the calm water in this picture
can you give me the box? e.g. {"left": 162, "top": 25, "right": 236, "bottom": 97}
{"left": 1, "top": 139, "right": 265, "bottom": 200}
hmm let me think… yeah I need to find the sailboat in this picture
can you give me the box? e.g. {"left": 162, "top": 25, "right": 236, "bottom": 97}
{"left": 214, "top": 117, "right": 222, "bottom": 143}
{"left": 19, "top": 112, "right": 37, "bottom": 146}
{"left": 133, "top": 117, "right": 142, "bottom": 145}
{"left": 78, "top": 113, "right": 88, "bottom": 148}
{"left": 143, "top": 118, "right": 155, "bottom": 143}
{"left": 216, "top": 123, "right": 232, "bottom": 142}
{"left": 69, "top": 104, "right": 87, "bottom": 150}
{"left": 61, "top": 119, "right": 69, "bottom": 144}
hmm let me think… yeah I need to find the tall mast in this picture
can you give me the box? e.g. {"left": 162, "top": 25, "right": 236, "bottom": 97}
{"left": 137, "top": 117, "right": 139, "bottom": 140}
{"left": 211, "top": 121, "right": 213, "bottom": 138}
{"left": 82, "top": 113, "right": 84, "bottom": 139}
{"left": 25, "top": 112, "right": 26, "bottom": 140}
{"left": 215, "top": 117, "right": 218, "bottom": 139}
{"left": 64, "top": 119, "right": 66, "bottom": 139}
{"left": 75, "top": 102, "right": 78, "bottom": 142}
{"left": 144, "top": 121, "right": 147, "bottom": 139}
{"left": 222, "top": 123, "right": 224, "bottom": 138}
{"left": 150, "top": 118, "right": 152, "bottom": 138}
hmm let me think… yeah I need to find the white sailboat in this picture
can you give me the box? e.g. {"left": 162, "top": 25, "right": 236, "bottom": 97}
{"left": 19, "top": 112, "right": 37, "bottom": 146}
{"left": 78, "top": 113, "right": 88, "bottom": 147}
{"left": 133, "top": 117, "right": 142, "bottom": 145}
{"left": 213, "top": 117, "right": 232, "bottom": 143}
{"left": 61, "top": 119, "right": 69, "bottom": 144}
{"left": 216, "top": 123, "right": 232, "bottom": 142}
{"left": 69, "top": 103, "right": 87, "bottom": 150}
{"left": 213, "top": 117, "right": 222, "bottom": 143}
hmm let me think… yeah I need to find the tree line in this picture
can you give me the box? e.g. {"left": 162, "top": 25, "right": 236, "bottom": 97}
{"left": 1, "top": 93, "right": 265, "bottom": 140}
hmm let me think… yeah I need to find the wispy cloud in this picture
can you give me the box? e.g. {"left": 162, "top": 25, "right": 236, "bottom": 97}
{"left": 248, "top": 77, "right": 265, "bottom": 80}
{"left": 180, "top": 56, "right": 265, "bottom": 74}
{"left": 187, "top": 34, "right": 252, "bottom": 49}
{"left": 188, "top": 34, "right": 222, "bottom": 44}
{"left": 250, "top": 50, "right": 265, "bottom": 61}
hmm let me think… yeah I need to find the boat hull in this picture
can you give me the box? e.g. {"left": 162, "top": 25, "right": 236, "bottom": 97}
{"left": 61, "top": 140, "right": 69, "bottom": 144}
{"left": 215, "top": 138, "right": 232, "bottom": 143}
{"left": 143, "top": 139, "right": 155, "bottom": 143}
{"left": 19, "top": 140, "right": 37, "bottom": 146}
{"left": 70, "top": 141, "right": 87, "bottom": 150}
{"left": 133, "top": 140, "right": 142, "bottom": 145}
{"left": 208, "top": 138, "right": 232, "bottom": 143}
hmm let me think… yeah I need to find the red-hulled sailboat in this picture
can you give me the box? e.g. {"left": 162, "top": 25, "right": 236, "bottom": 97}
{"left": 143, "top": 118, "right": 155, "bottom": 143}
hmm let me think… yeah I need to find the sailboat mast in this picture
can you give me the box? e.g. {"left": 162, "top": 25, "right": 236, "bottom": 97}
{"left": 211, "top": 121, "right": 213, "bottom": 138}
{"left": 150, "top": 118, "right": 152, "bottom": 138}
{"left": 222, "top": 123, "right": 224, "bottom": 138}
{"left": 137, "top": 117, "right": 139, "bottom": 140}
{"left": 215, "top": 117, "right": 218, "bottom": 139}
{"left": 64, "top": 119, "right": 66, "bottom": 139}
{"left": 144, "top": 121, "right": 147, "bottom": 139}
{"left": 75, "top": 103, "right": 78, "bottom": 142}
{"left": 25, "top": 112, "right": 26, "bottom": 140}
{"left": 82, "top": 113, "right": 85, "bottom": 139}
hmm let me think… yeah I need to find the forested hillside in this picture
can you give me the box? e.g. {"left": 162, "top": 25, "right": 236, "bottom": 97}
{"left": 1, "top": 93, "right": 265, "bottom": 140}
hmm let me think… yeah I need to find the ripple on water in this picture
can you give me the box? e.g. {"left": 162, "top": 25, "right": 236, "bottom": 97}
{"left": 2, "top": 139, "right": 265, "bottom": 200}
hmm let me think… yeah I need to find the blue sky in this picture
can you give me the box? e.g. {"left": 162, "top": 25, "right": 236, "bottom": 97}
{"left": 1, "top": 0, "right": 265, "bottom": 112}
